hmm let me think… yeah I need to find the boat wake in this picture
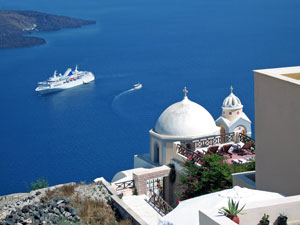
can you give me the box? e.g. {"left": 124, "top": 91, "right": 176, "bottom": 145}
{"left": 113, "top": 83, "right": 142, "bottom": 102}
{"left": 113, "top": 88, "right": 135, "bottom": 101}
{"left": 98, "top": 73, "right": 133, "bottom": 79}
{"left": 112, "top": 83, "right": 143, "bottom": 115}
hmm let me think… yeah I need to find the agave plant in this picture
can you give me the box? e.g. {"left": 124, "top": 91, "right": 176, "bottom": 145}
{"left": 219, "top": 199, "right": 246, "bottom": 224}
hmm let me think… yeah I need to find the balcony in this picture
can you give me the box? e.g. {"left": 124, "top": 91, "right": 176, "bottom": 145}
{"left": 177, "top": 133, "right": 255, "bottom": 165}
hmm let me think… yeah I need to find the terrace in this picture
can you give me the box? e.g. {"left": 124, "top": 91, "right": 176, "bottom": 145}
{"left": 177, "top": 133, "right": 255, "bottom": 165}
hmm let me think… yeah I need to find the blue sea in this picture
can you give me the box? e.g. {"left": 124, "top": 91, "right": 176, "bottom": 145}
{"left": 1, "top": 0, "right": 300, "bottom": 195}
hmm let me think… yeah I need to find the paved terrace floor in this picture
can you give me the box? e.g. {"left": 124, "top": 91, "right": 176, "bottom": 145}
{"left": 225, "top": 152, "right": 255, "bottom": 165}
{"left": 122, "top": 195, "right": 162, "bottom": 225}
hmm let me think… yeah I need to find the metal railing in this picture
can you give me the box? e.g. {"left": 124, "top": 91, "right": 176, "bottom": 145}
{"left": 149, "top": 191, "right": 173, "bottom": 215}
{"left": 239, "top": 133, "right": 255, "bottom": 144}
{"left": 114, "top": 180, "right": 135, "bottom": 191}
{"left": 177, "top": 144, "right": 203, "bottom": 164}
{"left": 177, "top": 133, "right": 256, "bottom": 162}
{"left": 192, "top": 132, "right": 235, "bottom": 148}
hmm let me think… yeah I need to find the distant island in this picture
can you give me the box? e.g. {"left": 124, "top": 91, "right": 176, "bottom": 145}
{"left": 0, "top": 10, "right": 96, "bottom": 49}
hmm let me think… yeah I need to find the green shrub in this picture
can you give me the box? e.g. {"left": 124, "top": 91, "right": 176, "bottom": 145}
{"left": 178, "top": 154, "right": 255, "bottom": 200}
{"left": 31, "top": 177, "right": 48, "bottom": 191}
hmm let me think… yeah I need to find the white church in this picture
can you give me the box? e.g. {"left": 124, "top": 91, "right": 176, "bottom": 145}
{"left": 110, "top": 86, "right": 252, "bottom": 206}
{"left": 134, "top": 86, "right": 251, "bottom": 169}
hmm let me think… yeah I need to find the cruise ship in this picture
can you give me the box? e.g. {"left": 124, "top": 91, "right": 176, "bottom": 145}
{"left": 35, "top": 66, "right": 95, "bottom": 94}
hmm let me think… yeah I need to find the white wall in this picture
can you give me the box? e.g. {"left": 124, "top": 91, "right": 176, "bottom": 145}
{"left": 198, "top": 195, "right": 300, "bottom": 225}
{"left": 199, "top": 209, "right": 241, "bottom": 225}
{"left": 239, "top": 195, "right": 300, "bottom": 225}
{"left": 255, "top": 70, "right": 300, "bottom": 196}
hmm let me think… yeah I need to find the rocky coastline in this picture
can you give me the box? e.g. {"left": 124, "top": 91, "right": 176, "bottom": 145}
{"left": 0, "top": 10, "right": 96, "bottom": 49}
{"left": 0, "top": 182, "right": 116, "bottom": 225}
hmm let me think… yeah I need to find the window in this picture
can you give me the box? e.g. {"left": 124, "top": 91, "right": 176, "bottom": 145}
{"left": 154, "top": 143, "right": 160, "bottom": 163}
{"left": 229, "top": 112, "right": 232, "bottom": 115}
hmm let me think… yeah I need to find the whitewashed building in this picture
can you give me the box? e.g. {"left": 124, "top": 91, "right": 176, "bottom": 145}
{"left": 215, "top": 86, "right": 251, "bottom": 137}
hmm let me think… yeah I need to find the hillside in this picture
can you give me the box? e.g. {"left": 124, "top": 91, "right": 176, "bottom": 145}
{"left": 0, "top": 10, "right": 96, "bottom": 49}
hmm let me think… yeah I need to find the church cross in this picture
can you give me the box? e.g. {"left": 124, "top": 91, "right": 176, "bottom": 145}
{"left": 183, "top": 87, "right": 188, "bottom": 97}
{"left": 230, "top": 85, "right": 233, "bottom": 93}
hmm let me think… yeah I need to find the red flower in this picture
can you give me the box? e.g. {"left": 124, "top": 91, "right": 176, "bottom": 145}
{"left": 176, "top": 199, "right": 182, "bottom": 204}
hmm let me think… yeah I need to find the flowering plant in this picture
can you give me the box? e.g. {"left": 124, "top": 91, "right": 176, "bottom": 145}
{"left": 178, "top": 153, "right": 255, "bottom": 200}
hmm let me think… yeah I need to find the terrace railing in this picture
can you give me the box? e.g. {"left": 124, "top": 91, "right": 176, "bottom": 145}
{"left": 177, "top": 133, "right": 256, "bottom": 164}
{"left": 177, "top": 144, "right": 203, "bottom": 164}
{"left": 192, "top": 132, "right": 235, "bottom": 148}
{"left": 239, "top": 133, "right": 255, "bottom": 144}
{"left": 114, "top": 180, "right": 135, "bottom": 191}
{"left": 149, "top": 191, "right": 173, "bottom": 215}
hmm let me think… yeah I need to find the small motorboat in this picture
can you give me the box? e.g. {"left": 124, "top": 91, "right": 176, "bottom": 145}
{"left": 133, "top": 83, "right": 142, "bottom": 90}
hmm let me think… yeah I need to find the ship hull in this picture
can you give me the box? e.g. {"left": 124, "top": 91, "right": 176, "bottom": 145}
{"left": 35, "top": 87, "right": 65, "bottom": 94}
{"left": 36, "top": 71, "right": 94, "bottom": 95}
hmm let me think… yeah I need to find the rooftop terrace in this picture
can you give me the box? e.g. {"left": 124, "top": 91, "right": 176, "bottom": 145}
{"left": 254, "top": 66, "right": 300, "bottom": 85}
{"left": 282, "top": 73, "right": 300, "bottom": 80}
{"left": 177, "top": 132, "right": 255, "bottom": 165}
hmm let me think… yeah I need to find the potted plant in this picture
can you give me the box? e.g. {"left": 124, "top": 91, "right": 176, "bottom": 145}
{"left": 259, "top": 214, "right": 270, "bottom": 225}
{"left": 219, "top": 199, "right": 245, "bottom": 224}
{"left": 277, "top": 213, "right": 288, "bottom": 225}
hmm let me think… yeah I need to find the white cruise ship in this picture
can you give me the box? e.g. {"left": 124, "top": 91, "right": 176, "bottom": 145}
{"left": 35, "top": 66, "right": 95, "bottom": 94}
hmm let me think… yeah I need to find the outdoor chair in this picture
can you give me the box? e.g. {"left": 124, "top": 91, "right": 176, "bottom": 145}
{"left": 217, "top": 144, "right": 233, "bottom": 158}
{"left": 238, "top": 159, "right": 247, "bottom": 164}
{"left": 206, "top": 146, "right": 219, "bottom": 154}
{"left": 232, "top": 159, "right": 247, "bottom": 164}
{"left": 195, "top": 151, "right": 205, "bottom": 157}
{"left": 231, "top": 159, "right": 240, "bottom": 164}
{"left": 238, "top": 141, "right": 255, "bottom": 155}
{"left": 237, "top": 149, "right": 248, "bottom": 156}
{"left": 239, "top": 141, "right": 254, "bottom": 150}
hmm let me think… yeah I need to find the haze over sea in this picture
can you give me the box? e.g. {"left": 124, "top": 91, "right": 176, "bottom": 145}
{"left": 1, "top": 0, "right": 300, "bottom": 195}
